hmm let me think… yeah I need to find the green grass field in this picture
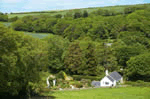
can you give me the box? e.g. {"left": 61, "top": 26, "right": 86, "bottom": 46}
{"left": 47, "top": 87, "right": 150, "bottom": 99}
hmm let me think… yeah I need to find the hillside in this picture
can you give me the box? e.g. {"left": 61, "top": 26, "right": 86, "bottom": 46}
{"left": 8, "top": 3, "right": 150, "bottom": 18}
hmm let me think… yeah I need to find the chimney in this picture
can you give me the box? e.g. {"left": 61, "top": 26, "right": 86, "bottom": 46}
{"left": 105, "top": 69, "right": 109, "bottom": 76}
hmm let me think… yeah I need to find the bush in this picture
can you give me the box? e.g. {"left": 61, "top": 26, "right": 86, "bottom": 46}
{"left": 9, "top": 16, "right": 18, "bottom": 22}
{"left": 56, "top": 79, "right": 70, "bottom": 88}
{"left": 125, "top": 81, "right": 150, "bottom": 87}
{"left": 56, "top": 71, "right": 65, "bottom": 79}
{"left": 80, "top": 79, "right": 92, "bottom": 87}
{"left": 70, "top": 81, "right": 83, "bottom": 88}
{"left": 72, "top": 75, "right": 103, "bottom": 81}
{"left": 0, "top": 14, "right": 8, "bottom": 22}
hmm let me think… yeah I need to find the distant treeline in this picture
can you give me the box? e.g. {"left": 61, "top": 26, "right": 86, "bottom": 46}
{"left": 10, "top": 11, "right": 62, "bottom": 14}
{"left": 11, "top": 5, "right": 150, "bottom": 41}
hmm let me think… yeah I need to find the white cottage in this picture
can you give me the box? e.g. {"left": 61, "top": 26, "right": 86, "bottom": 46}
{"left": 100, "top": 70, "right": 123, "bottom": 87}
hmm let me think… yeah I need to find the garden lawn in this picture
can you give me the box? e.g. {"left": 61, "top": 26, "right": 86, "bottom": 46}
{"left": 51, "top": 87, "right": 150, "bottom": 99}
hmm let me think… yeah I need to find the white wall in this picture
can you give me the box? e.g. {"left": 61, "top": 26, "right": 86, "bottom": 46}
{"left": 100, "top": 76, "right": 115, "bottom": 87}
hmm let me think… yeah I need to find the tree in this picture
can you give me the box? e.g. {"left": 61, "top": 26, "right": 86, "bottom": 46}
{"left": 119, "top": 31, "right": 150, "bottom": 48}
{"left": 83, "top": 10, "right": 88, "bottom": 18}
{"left": 115, "top": 44, "right": 147, "bottom": 67}
{"left": 0, "top": 24, "right": 48, "bottom": 96}
{"left": 80, "top": 41, "right": 98, "bottom": 75}
{"left": 87, "top": 22, "right": 108, "bottom": 40}
{"left": 74, "top": 12, "right": 82, "bottom": 19}
{"left": 95, "top": 41, "right": 118, "bottom": 72}
{"left": 47, "top": 35, "right": 69, "bottom": 73}
{"left": 126, "top": 53, "right": 150, "bottom": 81}
{"left": 64, "top": 23, "right": 86, "bottom": 41}
{"left": 55, "top": 14, "right": 62, "bottom": 18}
{"left": 63, "top": 41, "right": 85, "bottom": 74}
{"left": 53, "top": 18, "right": 71, "bottom": 35}
{"left": 0, "top": 14, "right": 8, "bottom": 22}
{"left": 124, "top": 7, "right": 136, "bottom": 14}
{"left": 9, "top": 16, "right": 18, "bottom": 22}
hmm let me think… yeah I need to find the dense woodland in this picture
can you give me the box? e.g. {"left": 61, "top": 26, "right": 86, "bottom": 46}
{"left": 1, "top": 3, "right": 150, "bottom": 98}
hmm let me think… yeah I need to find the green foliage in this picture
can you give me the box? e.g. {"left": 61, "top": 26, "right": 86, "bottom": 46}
{"left": 125, "top": 81, "right": 150, "bottom": 87}
{"left": 56, "top": 71, "right": 66, "bottom": 79}
{"left": 74, "top": 12, "right": 82, "bottom": 19}
{"left": 119, "top": 31, "right": 150, "bottom": 48}
{"left": 124, "top": 6, "right": 145, "bottom": 14}
{"left": 72, "top": 75, "right": 104, "bottom": 81}
{"left": 70, "top": 81, "right": 83, "bottom": 88}
{"left": 47, "top": 35, "right": 69, "bottom": 73}
{"left": 115, "top": 44, "right": 147, "bottom": 67}
{"left": 126, "top": 53, "right": 150, "bottom": 81}
{"left": 83, "top": 10, "right": 88, "bottom": 18}
{"left": 64, "top": 41, "right": 85, "bottom": 74}
{"left": 55, "top": 14, "right": 62, "bottom": 18}
{"left": 124, "top": 7, "right": 137, "bottom": 14}
{"left": 91, "top": 8, "right": 118, "bottom": 16}
{"left": 0, "top": 24, "right": 48, "bottom": 96}
{"left": 0, "top": 14, "right": 8, "bottom": 22}
{"left": 53, "top": 18, "right": 71, "bottom": 35}
{"left": 12, "top": 15, "right": 57, "bottom": 33}
{"left": 9, "top": 16, "right": 18, "bottom": 22}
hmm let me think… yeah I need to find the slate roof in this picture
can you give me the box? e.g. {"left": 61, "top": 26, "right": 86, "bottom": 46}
{"left": 91, "top": 81, "right": 100, "bottom": 87}
{"left": 109, "top": 71, "right": 122, "bottom": 81}
{"left": 107, "top": 76, "right": 114, "bottom": 82}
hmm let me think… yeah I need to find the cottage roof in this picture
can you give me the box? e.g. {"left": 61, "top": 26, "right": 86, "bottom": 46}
{"left": 109, "top": 71, "right": 122, "bottom": 81}
{"left": 107, "top": 76, "right": 114, "bottom": 82}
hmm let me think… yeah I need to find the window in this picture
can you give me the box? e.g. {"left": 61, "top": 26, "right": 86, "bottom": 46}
{"left": 105, "top": 82, "right": 109, "bottom": 85}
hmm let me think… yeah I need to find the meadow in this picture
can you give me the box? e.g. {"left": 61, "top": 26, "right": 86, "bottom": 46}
{"left": 23, "top": 32, "right": 51, "bottom": 39}
{"left": 50, "top": 87, "right": 150, "bottom": 99}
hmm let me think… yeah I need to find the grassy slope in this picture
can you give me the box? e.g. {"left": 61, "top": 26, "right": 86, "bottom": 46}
{"left": 0, "top": 22, "right": 11, "bottom": 27}
{"left": 51, "top": 87, "right": 150, "bottom": 99}
{"left": 0, "top": 22, "right": 52, "bottom": 39}
{"left": 8, "top": 3, "right": 150, "bottom": 18}
{"left": 23, "top": 32, "right": 52, "bottom": 39}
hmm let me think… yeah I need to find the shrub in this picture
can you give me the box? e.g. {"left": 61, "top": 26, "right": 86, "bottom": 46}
{"left": 70, "top": 81, "right": 83, "bottom": 88}
{"left": 80, "top": 79, "right": 92, "bottom": 87}
{"left": 56, "top": 71, "right": 65, "bottom": 79}
{"left": 72, "top": 75, "right": 103, "bottom": 81}
{"left": 125, "top": 81, "right": 150, "bottom": 87}
{"left": 9, "top": 16, "right": 18, "bottom": 22}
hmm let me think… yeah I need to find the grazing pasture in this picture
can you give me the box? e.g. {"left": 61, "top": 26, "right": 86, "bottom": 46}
{"left": 50, "top": 87, "right": 150, "bottom": 99}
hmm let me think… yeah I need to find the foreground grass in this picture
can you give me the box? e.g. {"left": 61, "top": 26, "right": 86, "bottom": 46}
{"left": 49, "top": 87, "right": 150, "bottom": 99}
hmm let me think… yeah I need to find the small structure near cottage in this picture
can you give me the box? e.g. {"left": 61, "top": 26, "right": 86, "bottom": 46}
{"left": 91, "top": 81, "right": 100, "bottom": 87}
{"left": 100, "top": 70, "right": 123, "bottom": 87}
